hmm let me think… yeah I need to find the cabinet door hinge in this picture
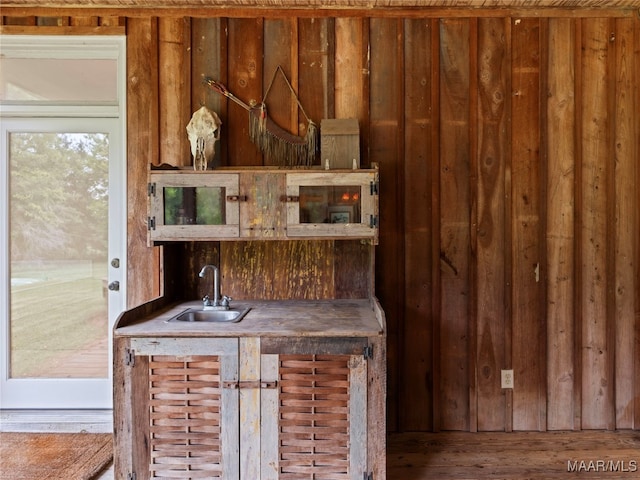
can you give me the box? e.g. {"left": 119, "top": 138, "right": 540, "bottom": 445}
{"left": 363, "top": 472, "right": 373, "bottom": 480}
{"left": 363, "top": 345, "right": 373, "bottom": 359}
{"left": 147, "top": 182, "right": 156, "bottom": 197}
{"left": 147, "top": 217, "right": 156, "bottom": 231}
{"left": 369, "top": 215, "right": 378, "bottom": 228}
{"left": 125, "top": 349, "right": 135, "bottom": 366}
{"left": 127, "top": 472, "right": 136, "bottom": 480}
{"left": 370, "top": 181, "right": 379, "bottom": 195}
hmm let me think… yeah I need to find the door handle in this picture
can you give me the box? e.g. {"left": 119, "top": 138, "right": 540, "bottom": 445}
{"left": 108, "top": 281, "right": 120, "bottom": 291}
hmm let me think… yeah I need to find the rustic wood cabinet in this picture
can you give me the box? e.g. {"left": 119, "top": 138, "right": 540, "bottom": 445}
{"left": 113, "top": 300, "right": 386, "bottom": 480}
{"left": 148, "top": 172, "right": 241, "bottom": 241}
{"left": 147, "top": 167, "right": 379, "bottom": 243}
{"left": 119, "top": 337, "right": 241, "bottom": 480}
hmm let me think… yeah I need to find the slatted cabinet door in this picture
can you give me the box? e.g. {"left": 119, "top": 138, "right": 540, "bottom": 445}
{"left": 260, "top": 338, "right": 369, "bottom": 480}
{"left": 129, "top": 337, "right": 240, "bottom": 480}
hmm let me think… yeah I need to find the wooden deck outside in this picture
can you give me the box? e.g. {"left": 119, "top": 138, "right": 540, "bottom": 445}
{"left": 387, "top": 431, "right": 640, "bottom": 479}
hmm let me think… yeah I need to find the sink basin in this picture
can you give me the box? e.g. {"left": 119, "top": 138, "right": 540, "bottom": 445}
{"left": 167, "top": 307, "right": 251, "bottom": 323}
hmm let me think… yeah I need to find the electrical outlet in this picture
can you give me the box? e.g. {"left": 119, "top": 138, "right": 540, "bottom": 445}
{"left": 501, "top": 369, "right": 514, "bottom": 389}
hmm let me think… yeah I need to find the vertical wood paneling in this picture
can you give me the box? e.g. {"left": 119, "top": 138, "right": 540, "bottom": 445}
{"left": 369, "top": 18, "right": 404, "bottom": 434}
{"left": 334, "top": 241, "right": 372, "bottom": 300}
{"left": 127, "top": 17, "right": 161, "bottom": 308}
{"left": 227, "top": 18, "right": 263, "bottom": 167}
{"left": 263, "top": 18, "right": 298, "bottom": 166}
{"left": 264, "top": 18, "right": 296, "bottom": 124}
{"left": 402, "top": 18, "right": 435, "bottom": 432}
{"left": 613, "top": 17, "right": 637, "bottom": 429}
{"left": 191, "top": 18, "right": 226, "bottom": 167}
{"left": 579, "top": 17, "right": 614, "bottom": 430}
{"left": 126, "top": 12, "right": 640, "bottom": 433}
{"left": 334, "top": 18, "right": 366, "bottom": 120}
{"left": 545, "top": 17, "right": 577, "bottom": 431}
{"left": 476, "top": 17, "right": 508, "bottom": 432}
{"left": 438, "top": 18, "right": 472, "bottom": 432}
{"left": 510, "top": 17, "right": 544, "bottom": 431}
{"left": 158, "top": 17, "right": 191, "bottom": 167}
{"left": 299, "top": 17, "right": 334, "bottom": 134}
{"left": 178, "top": 242, "right": 220, "bottom": 302}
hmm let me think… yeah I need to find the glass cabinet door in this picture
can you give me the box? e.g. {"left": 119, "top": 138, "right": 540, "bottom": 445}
{"left": 149, "top": 172, "right": 240, "bottom": 241}
{"left": 285, "top": 170, "right": 378, "bottom": 241}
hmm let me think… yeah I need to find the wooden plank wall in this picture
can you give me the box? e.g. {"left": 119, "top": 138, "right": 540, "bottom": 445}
{"left": 3, "top": 10, "right": 639, "bottom": 433}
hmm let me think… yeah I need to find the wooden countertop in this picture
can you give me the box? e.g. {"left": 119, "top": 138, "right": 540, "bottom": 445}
{"left": 114, "top": 298, "right": 385, "bottom": 338}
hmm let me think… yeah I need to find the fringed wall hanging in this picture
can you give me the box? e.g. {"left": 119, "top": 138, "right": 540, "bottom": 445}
{"left": 204, "top": 66, "right": 318, "bottom": 167}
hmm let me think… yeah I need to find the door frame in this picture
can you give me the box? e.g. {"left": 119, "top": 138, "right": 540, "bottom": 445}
{"left": 0, "top": 35, "right": 127, "bottom": 410}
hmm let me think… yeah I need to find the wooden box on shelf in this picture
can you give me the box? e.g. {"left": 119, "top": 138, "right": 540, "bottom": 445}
{"left": 321, "top": 118, "right": 360, "bottom": 169}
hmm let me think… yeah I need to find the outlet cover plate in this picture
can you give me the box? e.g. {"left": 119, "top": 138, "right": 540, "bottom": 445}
{"left": 501, "top": 369, "right": 514, "bottom": 389}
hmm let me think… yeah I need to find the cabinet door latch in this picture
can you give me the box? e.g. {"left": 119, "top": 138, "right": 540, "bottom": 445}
{"left": 223, "top": 380, "right": 277, "bottom": 389}
{"left": 227, "top": 195, "right": 248, "bottom": 202}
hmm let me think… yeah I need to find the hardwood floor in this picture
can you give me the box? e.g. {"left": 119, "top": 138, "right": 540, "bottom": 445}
{"left": 98, "top": 430, "right": 640, "bottom": 479}
{"left": 387, "top": 431, "right": 640, "bottom": 479}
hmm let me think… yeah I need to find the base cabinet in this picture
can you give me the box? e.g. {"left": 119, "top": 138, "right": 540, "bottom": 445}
{"left": 114, "top": 335, "right": 382, "bottom": 480}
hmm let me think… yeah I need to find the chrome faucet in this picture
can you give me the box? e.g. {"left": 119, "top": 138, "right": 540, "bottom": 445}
{"left": 198, "top": 264, "right": 231, "bottom": 310}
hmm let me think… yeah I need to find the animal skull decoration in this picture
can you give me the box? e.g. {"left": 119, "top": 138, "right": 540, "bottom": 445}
{"left": 186, "top": 106, "right": 222, "bottom": 170}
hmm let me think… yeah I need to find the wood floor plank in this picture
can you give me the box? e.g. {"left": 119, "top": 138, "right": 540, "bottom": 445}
{"left": 387, "top": 431, "right": 640, "bottom": 479}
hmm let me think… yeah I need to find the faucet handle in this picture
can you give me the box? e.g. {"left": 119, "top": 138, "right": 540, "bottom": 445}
{"left": 202, "top": 295, "right": 213, "bottom": 307}
{"left": 221, "top": 295, "right": 232, "bottom": 307}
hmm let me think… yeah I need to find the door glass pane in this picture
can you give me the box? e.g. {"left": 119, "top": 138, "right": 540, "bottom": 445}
{"left": 0, "top": 58, "right": 118, "bottom": 103}
{"left": 299, "top": 185, "right": 361, "bottom": 224}
{"left": 9, "top": 132, "right": 109, "bottom": 379}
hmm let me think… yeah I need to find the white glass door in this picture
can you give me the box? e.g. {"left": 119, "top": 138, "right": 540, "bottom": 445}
{"left": 0, "top": 35, "right": 126, "bottom": 409}
{"left": 0, "top": 118, "right": 125, "bottom": 409}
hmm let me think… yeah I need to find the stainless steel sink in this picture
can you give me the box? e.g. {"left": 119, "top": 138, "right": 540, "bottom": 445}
{"left": 167, "top": 307, "right": 250, "bottom": 323}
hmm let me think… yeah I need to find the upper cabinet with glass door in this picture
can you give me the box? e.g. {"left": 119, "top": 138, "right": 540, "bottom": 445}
{"left": 285, "top": 169, "right": 378, "bottom": 242}
{"left": 148, "top": 171, "right": 240, "bottom": 241}
{"left": 148, "top": 167, "right": 378, "bottom": 243}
